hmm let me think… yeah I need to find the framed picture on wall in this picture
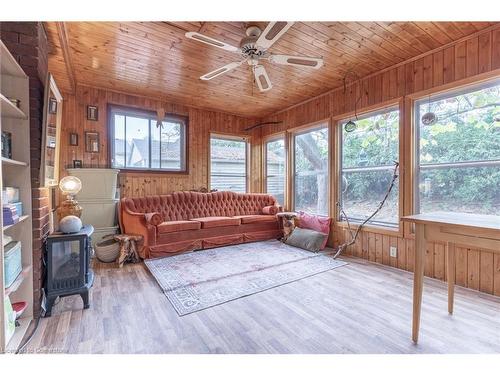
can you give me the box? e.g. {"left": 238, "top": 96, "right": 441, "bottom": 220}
{"left": 73, "top": 160, "right": 83, "bottom": 168}
{"left": 85, "top": 131, "right": 100, "bottom": 153}
{"left": 69, "top": 132, "right": 78, "bottom": 146}
{"left": 87, "top": 105, "right": 98, "bottom": 121}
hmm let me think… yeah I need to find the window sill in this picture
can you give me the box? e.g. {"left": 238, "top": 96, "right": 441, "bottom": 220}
{"left": 117, "top": 168, "right": 189, "bottom": 175}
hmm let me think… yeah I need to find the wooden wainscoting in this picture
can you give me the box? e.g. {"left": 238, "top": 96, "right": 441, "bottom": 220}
{"left": 334, "top": 227, "right": 500, "bottom": 297}
{"left": 59, "top": 85, "right": 261, "bottom": 197}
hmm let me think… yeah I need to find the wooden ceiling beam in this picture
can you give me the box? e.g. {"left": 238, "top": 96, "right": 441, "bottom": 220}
{"left": 56, "top": 21, "right": 76, "bottom": 93}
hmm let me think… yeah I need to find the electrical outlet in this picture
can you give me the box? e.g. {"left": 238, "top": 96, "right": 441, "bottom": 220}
{"left": 390, "top": 246, "right": 397, "bottom": 257}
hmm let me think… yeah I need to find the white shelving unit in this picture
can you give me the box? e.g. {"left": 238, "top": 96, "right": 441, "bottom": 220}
{"left": 0, "top": 39, "right": 33, "bottom": 353}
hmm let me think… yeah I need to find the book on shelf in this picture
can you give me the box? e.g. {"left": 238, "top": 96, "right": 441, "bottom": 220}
{"left": 3, "top": 204, "right": 20, "bottom": 226}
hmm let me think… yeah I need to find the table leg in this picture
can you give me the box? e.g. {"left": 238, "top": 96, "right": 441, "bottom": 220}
{"left": 446, "top": 242, "right": 455, "bottom": 314}
{"left": 412, "top": 223, "right": 426, "bottom": 343}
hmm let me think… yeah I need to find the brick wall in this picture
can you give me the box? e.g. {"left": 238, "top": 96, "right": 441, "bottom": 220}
{"left": 1, "top": 22, "right": 50, "bottom": 316}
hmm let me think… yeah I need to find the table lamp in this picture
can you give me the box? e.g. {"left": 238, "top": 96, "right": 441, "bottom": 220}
{"left": 56, "top": 176, "right": 83, "bottom": 221}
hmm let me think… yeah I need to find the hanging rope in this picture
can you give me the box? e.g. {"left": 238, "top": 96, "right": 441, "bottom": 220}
{"left": 343, "top": 70, "right": 363, "bottom": 122}
{"left": 332, "top": 161, "right": 400, "bottom": 259}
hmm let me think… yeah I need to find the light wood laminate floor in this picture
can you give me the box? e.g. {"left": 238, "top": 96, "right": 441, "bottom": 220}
{"left": 23, "top": 256, "right": 500, "bottom": 354}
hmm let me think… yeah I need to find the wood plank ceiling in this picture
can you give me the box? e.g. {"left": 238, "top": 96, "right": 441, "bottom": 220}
{"left": 44, "top": 21, "right": 497, "bottom": 117}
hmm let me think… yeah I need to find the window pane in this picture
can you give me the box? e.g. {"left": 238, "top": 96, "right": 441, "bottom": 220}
{"left": 294, "top": 127, "right": 328, "bottom": 216}
{"left": 342, "top": 110, "right": 399, "bottom": 168}
{"left": 419, "top": 165, "right": 500, "bottom": 215}
{"left": 160, "top": 121, "right": 182, "bottom": 170}
{"left": 125, "top": 116, "right": 150, "bottom": 168}
{"left": 340, "top": 108, "right": 399, "bottom": 225}
{"left": 113, "top": 114, "right": 125, "bottom": 168}
{"left": 210, "top": 136, "right": 246, "bottom": 193}
{"left": 149, "top": 121, "right": 183, "bottom": 169}
{"left": 416, "top": 81, "right": 500, "bottom": 215}
{"left": 341, "top": 168, "right": 399, "bottom": 225}
{"left": 266, "top": 138, "right": 285, "bottom": 205}
{"left": 417, "top": 84, "right": 500, "bottom": 164}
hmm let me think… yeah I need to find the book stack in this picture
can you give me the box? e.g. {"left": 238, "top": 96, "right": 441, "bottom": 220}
{"left": 3, "top": 204, "right": 19, "bottom": 226}
{"left": 2, "top": 187, "right": 22, "bottom": 225}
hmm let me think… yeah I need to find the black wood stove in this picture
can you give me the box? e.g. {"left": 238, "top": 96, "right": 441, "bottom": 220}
{"left": 44, "top": 225, "right": 94, "bottom": 316}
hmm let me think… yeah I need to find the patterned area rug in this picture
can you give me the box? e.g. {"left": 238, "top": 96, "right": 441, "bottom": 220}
{"left": 145, "top": 240, "right": 347, "bottom": 316}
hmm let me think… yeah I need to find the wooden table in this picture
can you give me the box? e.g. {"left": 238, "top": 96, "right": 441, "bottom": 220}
{"left": 401, "top": 212, "right": 500, "bottom": 343}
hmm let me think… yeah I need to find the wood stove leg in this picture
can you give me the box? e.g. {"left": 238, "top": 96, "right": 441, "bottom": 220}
{"left": 81, "top": 291, "right": 90, "bottom": 309}
{"left": 45, "top": 296, "right": 57, "bottom": 317}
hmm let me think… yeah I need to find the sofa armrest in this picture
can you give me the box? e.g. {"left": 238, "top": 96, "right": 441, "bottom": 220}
{"left": 120, "top": 204, "right": 158, "bottom": 258}
{"left": 262, "top": 205, "right": 279, "bottom": 215}
{"left": 145, "top": 212, "right": 163, "bottom": 226}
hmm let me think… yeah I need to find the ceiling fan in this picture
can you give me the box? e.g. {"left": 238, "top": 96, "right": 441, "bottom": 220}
{"left": 185, "top": 22, "right": 324, "bottom": 92}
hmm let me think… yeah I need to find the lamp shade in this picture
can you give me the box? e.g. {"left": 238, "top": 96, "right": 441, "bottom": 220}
{"left": 59, "top": 176, "right": 82, "bottom": 196}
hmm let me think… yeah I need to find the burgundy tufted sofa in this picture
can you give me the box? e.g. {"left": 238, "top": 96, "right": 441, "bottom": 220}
{"left": 119, "top": 191, "right": 281, "bottom": 258}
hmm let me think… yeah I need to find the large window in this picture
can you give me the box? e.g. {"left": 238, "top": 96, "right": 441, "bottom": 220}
{"left": 210, "top": 134, "right": 247, "bottom": 193}
{"left": 293, "top": 125, "right": 329, "bottom": 216}
{"left": 415, "top": 80, "right": 500, "bottom": 215}
{"left": 265, "top": 137, "right": 286, "bottom": 206}
{"left": 340, "top": 108, "right": 400, "bottom": 226}
{"left": 110, "top": 106, "right": 187, "bottom": 171}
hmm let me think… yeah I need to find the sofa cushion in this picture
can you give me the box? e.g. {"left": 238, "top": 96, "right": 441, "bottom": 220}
{"left": 145, "top": 212, "right": 163, "bottom": 226}
{"left": 262, "top": 205, "right": 279, "bottom": 215}
{"left": 235, "top": 215, "right": 278, "bottom": 225}
{"left": 191, "top": 216, "right": 241, "bottom": 229}
{"left": 157, "top": 220, "right": 201, "bottom": 234}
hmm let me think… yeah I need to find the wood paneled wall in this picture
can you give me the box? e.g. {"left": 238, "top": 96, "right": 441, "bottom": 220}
{"left": 59, "top": 85, "right": 259, "bottom": 197}
{"left": 56, "top": 27, "right": 500, "bottom": 297}
{"left": 256, "top": 26, "right": 500, "bottom": 297}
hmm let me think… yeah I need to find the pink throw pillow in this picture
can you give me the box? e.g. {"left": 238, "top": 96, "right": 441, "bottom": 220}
{"left": 297, "top": 211, "right": 331, "bottom": 249}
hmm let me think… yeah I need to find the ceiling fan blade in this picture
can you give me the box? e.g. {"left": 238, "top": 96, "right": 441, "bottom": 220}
{"left": 200, "top": 61, "right": 244, "bottom": 81}
{"left": 185, "top": 31, "right": 240, "bottom": 53}
{"left": 256, "top": 22, "right": 294, "bottom": 49}
{"left": 253, "top": 65, "right": 272, "bottom": 92}
{"left": 268, "top": 54, "right": 324, "bottom": 69}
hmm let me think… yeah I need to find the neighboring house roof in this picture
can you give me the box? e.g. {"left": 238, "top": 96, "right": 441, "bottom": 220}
{"left": 131, "top": 138, "right": 181, "bottom": 161}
